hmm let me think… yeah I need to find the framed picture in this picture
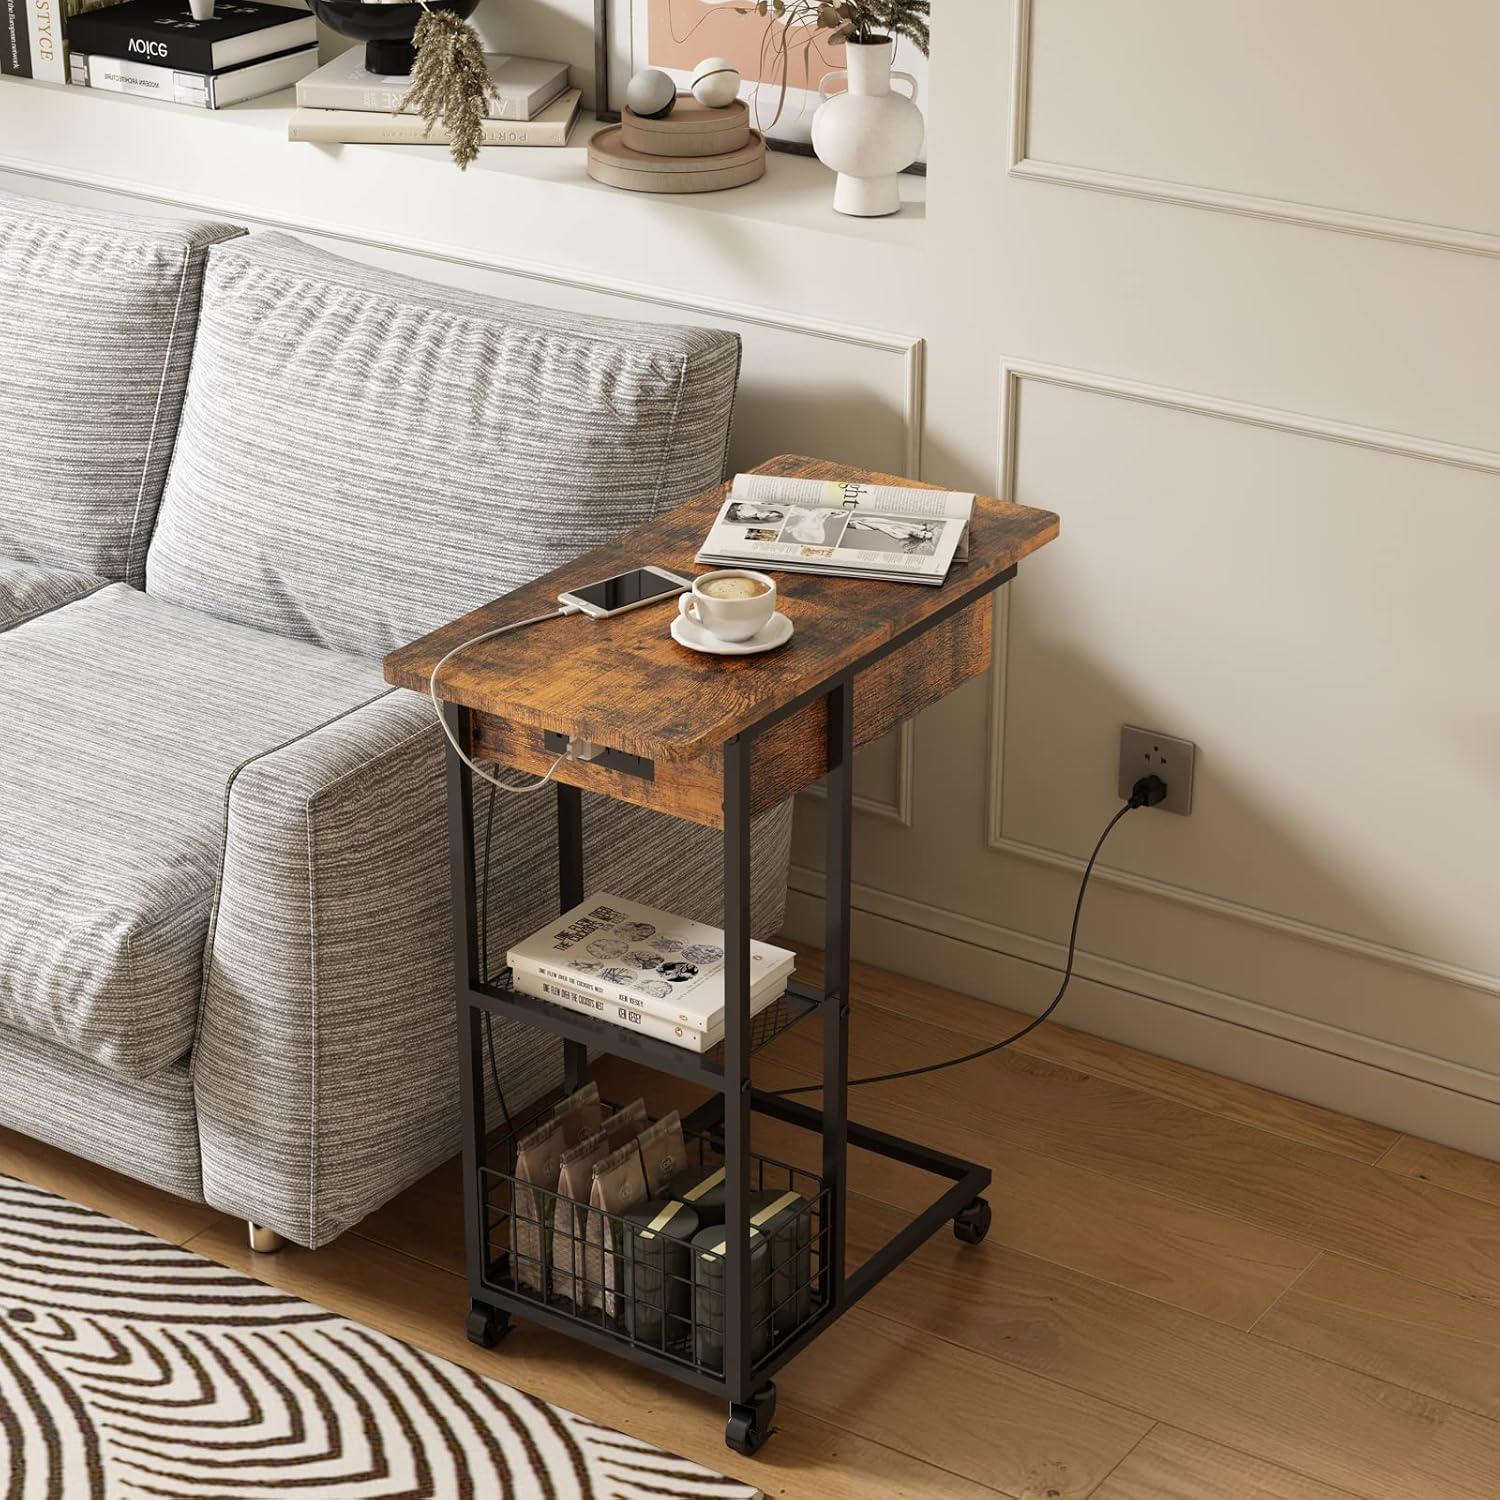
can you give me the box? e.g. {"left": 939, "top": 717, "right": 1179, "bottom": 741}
{"left": 594, "top": 0, "right": 928, "bottom": 170}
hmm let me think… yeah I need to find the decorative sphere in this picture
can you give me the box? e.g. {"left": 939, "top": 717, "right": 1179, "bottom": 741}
{"left": 690, "top": 56, "right": 741, "bottom": 109}
{"left": 625, "top": 68, "right": 677, "bottom": 120}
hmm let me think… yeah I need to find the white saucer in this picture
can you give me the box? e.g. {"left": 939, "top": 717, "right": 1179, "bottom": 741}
{"left": 671, "top": 610, "right": 794, "bottom": 656}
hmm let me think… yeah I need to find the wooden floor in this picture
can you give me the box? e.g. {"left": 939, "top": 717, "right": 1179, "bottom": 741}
{"left": 7, "top": 953, "right": 1500, "bottom": 1498}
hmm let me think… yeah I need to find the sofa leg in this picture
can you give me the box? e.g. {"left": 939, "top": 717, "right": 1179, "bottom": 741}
{"left": 247, "top": 1222, "right": 287, "bottom": 1254}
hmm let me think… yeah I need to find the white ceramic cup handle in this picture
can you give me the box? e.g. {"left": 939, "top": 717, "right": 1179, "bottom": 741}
{"left": 818, "top": 68, "right": 848, "bottom": 103}
{"left": 891, "top": 70, "right": 919, "bottom": 103}
{"left": 678, "top": 594, "right": 699, "bottom": 623}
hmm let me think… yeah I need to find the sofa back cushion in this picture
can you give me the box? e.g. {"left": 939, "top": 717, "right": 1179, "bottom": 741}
{"left": 145, "top": 232, "right": 742, "bottom": 661}
{"left": 0, "top": 190, "right": 244, "bottom": 586}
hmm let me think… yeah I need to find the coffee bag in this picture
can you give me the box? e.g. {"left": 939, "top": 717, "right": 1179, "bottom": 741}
{"left": 585, "top": 1137, "right": 649, "bottom": 1315}
{"left": 636, "top": 1110, "right": 687, "bottom": 1197}
{"left": 551, "top": 1080, "right": 603, "bottom": 1150}
{"left": 511, "top": 1117, "right": 565, "bottom": 1294}
{"left": 551, "top": 1126, "right": 611, "bottom": 1306}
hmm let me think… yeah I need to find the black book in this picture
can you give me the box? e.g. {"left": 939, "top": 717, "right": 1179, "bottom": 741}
{"left": 68, "top": 0, "right": 315, "bottom": 74}
{"left": 2, "top": 0, "right": 32, "bottom": 77}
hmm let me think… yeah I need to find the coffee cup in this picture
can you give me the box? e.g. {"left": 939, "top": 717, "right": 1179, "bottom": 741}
{"left": 679, "top": 570, "right": 777, "bottom": 643}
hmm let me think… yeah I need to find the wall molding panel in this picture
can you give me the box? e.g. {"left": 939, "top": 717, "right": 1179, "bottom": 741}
{"left": 986, "top": 358, "right": 1500, "bottom": 1000}
{"left": 782, "top": 865, "right": 1500, "bottom": 1159}
{"left": 1007, "top": 0, "right": 1500, "bottom": 260}
{"left": 802, "top": 722, "right": 916, "bottom": 826}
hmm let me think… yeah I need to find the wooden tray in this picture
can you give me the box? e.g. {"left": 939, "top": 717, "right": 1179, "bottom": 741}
{"left": 621, "top": 98, "right": 751, "bottom": 158}
{"left": 587, "top": 125, "right": 766, "bottom": 194}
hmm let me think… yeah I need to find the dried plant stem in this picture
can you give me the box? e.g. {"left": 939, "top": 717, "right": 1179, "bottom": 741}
{"left": 396, "top": 7, "right": 499, "bottom": 170}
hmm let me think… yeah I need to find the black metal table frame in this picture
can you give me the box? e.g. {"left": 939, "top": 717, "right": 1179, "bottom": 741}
{"left": 443, "top": 569, "right": 1010, "bottom": 1450}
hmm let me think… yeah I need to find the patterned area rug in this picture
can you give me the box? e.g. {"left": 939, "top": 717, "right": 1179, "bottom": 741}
{"left": 0, "top": 1175, "right": 759, "bottom": 1498}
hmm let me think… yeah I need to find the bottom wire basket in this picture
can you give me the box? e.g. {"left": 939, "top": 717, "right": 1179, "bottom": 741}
{"left": 480, "top": 1098, "right": 828, "bottom": 1378}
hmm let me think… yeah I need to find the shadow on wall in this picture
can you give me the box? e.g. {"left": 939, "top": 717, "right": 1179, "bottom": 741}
{"left": 472, "top": 0, "right": 599, "bottom": 108}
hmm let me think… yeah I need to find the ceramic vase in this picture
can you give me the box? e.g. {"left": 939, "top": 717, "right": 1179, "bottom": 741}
{"left": 811, "top": 39, "right": 923, "bottom": 217}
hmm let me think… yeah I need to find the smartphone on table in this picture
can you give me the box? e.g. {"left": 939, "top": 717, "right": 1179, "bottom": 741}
{"left": 559, "top": 566, "right": 691, "bottom": 619}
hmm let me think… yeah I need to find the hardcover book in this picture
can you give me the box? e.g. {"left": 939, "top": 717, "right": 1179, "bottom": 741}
{"left": 287, "top": 87, "right": 582, "bottom": 148}
{"left": 506, "top": 893, "right": 795, "bottom": 1036}
{"left": 296, "top": 46, "right": 568, "bottom": 122}
{"left": 67, "top": 0, "right": 314, "bottom": 74}
{"left": 508, "top": 968, "right": 785, "bottom": 1054}
{"left": 27, "top": 0, "right": 60, "bottom": 81}
{"left": 2, "top": 0, "right": 31, "bottom": 76}
{"left": 71, "top": 41, "right": 315, "bottom": 105}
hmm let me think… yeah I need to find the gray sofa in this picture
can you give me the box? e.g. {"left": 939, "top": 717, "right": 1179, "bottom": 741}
{"left": 0, "top": 189, "right": 793, "bottom": 1249}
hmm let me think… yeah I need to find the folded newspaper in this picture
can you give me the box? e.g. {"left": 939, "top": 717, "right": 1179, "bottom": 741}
{"left": 696, "top": 473, "right": 976, "bottom": 584}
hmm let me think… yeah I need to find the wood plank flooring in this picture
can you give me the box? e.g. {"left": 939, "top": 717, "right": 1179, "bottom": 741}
{"left": 4, "top": 950, "right": 1500, "bottom": 1497}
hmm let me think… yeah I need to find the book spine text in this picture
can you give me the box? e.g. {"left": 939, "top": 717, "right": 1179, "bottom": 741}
{"left": 27, "top": 0, "right": 62, "bottom": 82}
{"left": 73, "top": 52, "right": 216, "bottom": 105}
{"left": 511, "top": 971, "right": 713, "bottom": 1053}
{"left": 287, "top": 108, "right": 575, "bottom": 147}
{"left": 2, "top": 0, "right": 32, "bottom": 76}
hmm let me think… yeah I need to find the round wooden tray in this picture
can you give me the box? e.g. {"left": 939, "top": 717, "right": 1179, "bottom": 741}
{"left": 587, "top": 125, "right": 766, "bottom": 194}
{"left": 621, "top": 98, "right": 751, "bottom": 158}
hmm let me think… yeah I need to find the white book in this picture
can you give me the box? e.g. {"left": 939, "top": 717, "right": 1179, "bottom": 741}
{"left": 27, "top": 0, "right": 62, "bottom": 82}
{"left": 511, "top": 951, "right": 791, "bottom": 1030}
{"left": 510, "top": 967, "right": 785, "bottom": 1054}
{"left": 506, "top": 892, "right": 797, "bottom": 1034}
{"left": 70, "top": 43, "right": 316, "bottom": 107}
{"left": 287, "top": 88, "right": 582, "bottom": 147}
{"left": 296, "top": 46, "right": 568, "bottom": 121}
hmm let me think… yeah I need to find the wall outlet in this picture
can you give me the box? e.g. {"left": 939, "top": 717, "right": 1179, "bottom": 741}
{"left": 1119, "top": 725, "right": 1195, "bottom": 815}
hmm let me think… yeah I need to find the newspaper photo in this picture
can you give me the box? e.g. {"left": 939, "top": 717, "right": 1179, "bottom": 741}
{"left": 695, "top": 474, "right": 976, "bottom": 585}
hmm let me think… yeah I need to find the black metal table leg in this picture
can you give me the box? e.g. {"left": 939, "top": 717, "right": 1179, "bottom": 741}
{"left": 822, "top": 677, "right": 853, "bottom": 1313}
{"left": 445, "top": 705, "right": 506, "bottom": 1342}
{"left": 721, "top": 730, "right": 777, "bottom": 1454}
{"left": 555, "top": 782, "right": 590, "bottom": 1095}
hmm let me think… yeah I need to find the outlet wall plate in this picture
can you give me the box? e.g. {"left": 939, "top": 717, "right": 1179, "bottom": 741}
{"left": 1119, "top": 725, "right": 1195, "bottom": 815}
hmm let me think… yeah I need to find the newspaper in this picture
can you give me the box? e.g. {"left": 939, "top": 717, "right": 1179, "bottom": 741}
{"left": 695, "top": 474, "right": 975, "bottom": 585}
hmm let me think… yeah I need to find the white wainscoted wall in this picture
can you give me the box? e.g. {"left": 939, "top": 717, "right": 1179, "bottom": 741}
{"left": 2, "top": 0, "right": 1496, "bottom": 1153}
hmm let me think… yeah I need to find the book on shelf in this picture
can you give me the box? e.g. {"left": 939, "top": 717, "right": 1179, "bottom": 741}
{"left": 296, "top": 46, "right": 568, "bottom": 122}
{"left": 288, "top": 86, "right": 582, "bottom": 147}
{"left": 506, "top": 893, "right": 796, "bottom": 1051}
{"left": 697, "top": 472, "right": 976, "bottom": 586}
{"left": 2, "top": 0, "right": 31, "bottom": 76}
{"left": 24, "top": 0, "right": 59, "bottom": 80}
{"left": 509, "top": 969, "right": 786, "bottom": 1054}
{"left": 70, "top": 40, "right": 315, "bottom": 106}
{"left": 67, "top": 0, "right": 314, "bottom": 74}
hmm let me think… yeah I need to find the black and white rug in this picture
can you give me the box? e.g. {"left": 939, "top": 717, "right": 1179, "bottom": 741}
{"left": 0, "top": 1174, "right": 758, "bottom": 1498}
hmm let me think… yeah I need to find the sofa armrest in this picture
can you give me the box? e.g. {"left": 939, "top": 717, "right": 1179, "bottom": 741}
{"left": 192, "top": 690, "right": 794, "bottom": 1248}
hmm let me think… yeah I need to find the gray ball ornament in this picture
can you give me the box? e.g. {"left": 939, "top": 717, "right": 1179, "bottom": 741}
{"left": 625, "top": 68, "right": 677, "bottom": 120}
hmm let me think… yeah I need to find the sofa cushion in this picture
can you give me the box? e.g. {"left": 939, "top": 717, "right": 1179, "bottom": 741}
{"left": 0, "top": 584, "right": 390, "bottom": 1079}
{"left": 0, "top": 191, "right": 244, "bottom": 586}
{"left": 0, "top": 560, "right": 105, "bottom": 631}
{"left": 145, "top": 231, "right": 741, "bottom": 661}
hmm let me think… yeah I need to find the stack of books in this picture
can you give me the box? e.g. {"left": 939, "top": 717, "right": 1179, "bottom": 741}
{"left": 507, "top": 894, "right": 796, "bottom": 1054}
{"left": 288, "top": 49, "right": 580, "bottom": 148}
{"left": 67, "top": 0, "right": 316, "bottom": 108}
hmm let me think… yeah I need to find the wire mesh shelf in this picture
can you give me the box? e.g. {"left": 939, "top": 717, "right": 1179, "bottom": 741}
{"left": 479, "top": 1098, "right": 828, "bottom": 1380}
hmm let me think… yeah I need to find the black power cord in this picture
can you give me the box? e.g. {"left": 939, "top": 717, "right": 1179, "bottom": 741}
{"left": 770, "top": 773, "right": 1169, "bottom": 1097}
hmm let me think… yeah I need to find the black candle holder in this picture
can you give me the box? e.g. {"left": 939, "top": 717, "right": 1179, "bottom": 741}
{"left": 308, "top": 0, "right": 481, "bottom": 77}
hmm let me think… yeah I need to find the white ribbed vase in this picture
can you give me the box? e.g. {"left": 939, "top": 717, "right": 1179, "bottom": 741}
{"left": 810, "top": 39, "right": 924, "bottom": 217}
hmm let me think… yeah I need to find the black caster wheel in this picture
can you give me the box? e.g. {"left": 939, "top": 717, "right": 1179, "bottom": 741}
{"left": 725, "top": 1382, "right": 777, "bottom": 1456}
{"left": 466, "top": 1300, "right": 511, "bottom": 1349}
{"left": 953, "top": 1198, "right": 992, "bottom": 1246}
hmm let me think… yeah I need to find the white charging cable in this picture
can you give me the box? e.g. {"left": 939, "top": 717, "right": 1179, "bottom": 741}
{"left": 428, "top": 605, "right": 581, "bottom": 795}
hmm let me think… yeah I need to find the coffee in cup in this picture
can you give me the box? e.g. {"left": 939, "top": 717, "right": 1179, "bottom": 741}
{"left": 679, "top": 570, "right": 777, "bottom": 643}
{"left": 698, "top": 576, "right": 770, "bottom": 601}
